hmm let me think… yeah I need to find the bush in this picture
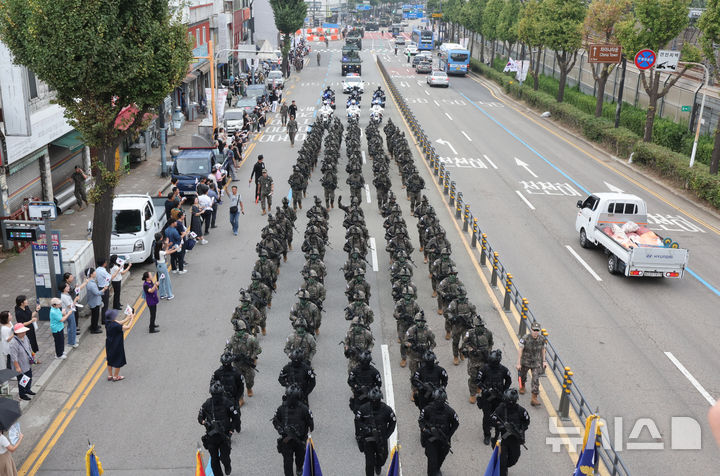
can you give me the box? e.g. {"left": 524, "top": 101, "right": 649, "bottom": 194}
{"left": 653, "top": 119, "right": 690, "bottom": 152}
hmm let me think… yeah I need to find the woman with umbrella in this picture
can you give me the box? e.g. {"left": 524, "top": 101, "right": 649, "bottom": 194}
{"left": 105, "top": 309, "right": 136, "bottom": 382}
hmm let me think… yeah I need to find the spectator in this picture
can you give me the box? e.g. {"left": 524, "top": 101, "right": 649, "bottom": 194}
{"left": 0, "top": 425, "right": 23, "bottom": 475}
{"left": 105, "top": 309, "right": 136, "bottom": 382}
{"left": 85, "top": 267, "right": 107, "bottom": 334}
{"left": 190, "top": 197, "right": 207, "bottom": 246}
{"left": 153, "top": 233, "right": 175, "bottom": 300}
{"left": 142, "top": 272, "right": 160, "bottom": 333}
{"left": 109, "top": 255, "right": 132, "bottom": 310}
{"left": 71, "top": 165, "right": 89, "bottom": 211}
{"left": 49, "top": 297, "right": 70, "bottom": 360}
{"left": 60, "top": 283, "right": 79, "bottom": 349}
{"left": 95, "top": 258, "right": 120, "bottom": 322}
{"left": 198, "top": 186, "right": 214, "bottom": 236}
{"left": 13, "top": 296, "right": 39, "bottom": 361}
{"left": 164, "top": 188, "right": 184, "bottom": 222}
{"left": 0, "top": 311, "right": 13, "bottom": 369}
{"left": 227, "top": 185, "right": 245, "bottom": 236}
{"left": 10, "top": 323, "right": 35, "bottom": 401}
{"left": 208, "top": 183, "right": 220, "bottom": 229}
{"left": 61, "top": 272, "right": 88, "bottom": 338}
{"left": 164, "top": 219, "right": 185, "bottom": 274}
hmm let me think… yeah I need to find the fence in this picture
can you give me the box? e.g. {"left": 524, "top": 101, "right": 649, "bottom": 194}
{"left": 376, "top": 57, "right": 632, "bottom": 476}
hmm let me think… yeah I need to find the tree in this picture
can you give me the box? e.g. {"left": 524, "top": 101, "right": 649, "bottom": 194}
{"left": 698, "top": 0, "right": 720, "bottom": 174}
{"left": 518, "top": 0, "right": 545, "bottom": 90}
{"left": 467, "top": 0, "right": 488, "bottom": 62}
{"left": 270, "top": 0, "right": 307, "bottom": 77}
{"left": 539, "top": 0, "right": 586, "bottom": 102}
{"left": 616, "top": 0, "right": 697, "bottom": 142}
{"left": 483, "top": 0, "right": 505, "bottom": 64}
{"left": 583, "top": 0, "right": 631, "bottom": 117}
{"left": 497, "top": 0, "right": 521, "bottom": 55}
{"left": 0, "top": 0, "right": 192, "bottom": 260}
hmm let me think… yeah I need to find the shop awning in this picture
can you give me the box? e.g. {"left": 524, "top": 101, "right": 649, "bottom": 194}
{"left": 51, "top": 131, "right": 84, "bottom": 151}
{"left": 182, "top": 71, "right": 199, "bottom": 84}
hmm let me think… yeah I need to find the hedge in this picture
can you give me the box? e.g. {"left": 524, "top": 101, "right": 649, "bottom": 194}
{"left": 470, "top": 58, "right": 720, "bottom": 210}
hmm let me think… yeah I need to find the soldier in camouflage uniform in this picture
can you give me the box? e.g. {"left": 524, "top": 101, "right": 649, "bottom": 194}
{"left": 307, "top": 196, "right": 329, "bottom": 221}
{"left": 517, "top": 322, "right": 546, "bottom": 407}
{"left": 291, "top": 289, "right": 322, "bottom": 336}
{"left": 373, "top": 170, "right": 391, "bottom": 211}
{"left": 404, "top": 312, "right": 436, "bottom": 375}
{"left": 344, "top": 224, "right": 368, "bottom": 256}
{"left": 405, "top": 173, "right": 425, "bottom": 211}
{"left": 233, "top": 289, "right": 263, "bottom": 335}
{"left": 391, "top": 268, "right": 417, "bottom": 302}
{"left": 344, "top": 318, "right": 374, "bottom": 372}
{"left": 345, "top": 290, "right": 374, "bottom": 326}
{"left": 300, "top": 269, "right": 326, "bottom": 314}
{"left": 281, "top": 197, "right": 297, "bottom": 224}
{"left": 389, "top": 249, "right": 413, "bottom": 282}
{"left": 288, "top": 165, "right": 305, "bottom": 210}
{"left": 444, "top": 286, "right": 476, "bottom": 365}
{"left": 430, "top": 249, "right": 455, "bottom": 297}
{"left": 248, "top": 272, "right": 273, "bottom": 335}
{"left": 302, "top": 248, "right": 327, "bottom": 284}
{"left": 346, "top": 170, "right": 365, "bottom": 203}
{"left": 226, "top": 319, "right": 261, "bottom": 397}
{"left": 461, "top": 317, "right": 494, "bottom": 403}
{"left": 345, "top": 269, "right": 371, "bottom": 305}
{"left": 284, "top": 319, "right": 317, "bottom": 363}
{"left": 343, "top": 248, "right": 367, "bottom": 282}
{"left": 320, "top": 169, "right": 338, "bottom": 210}
{"left": 436, "top": 267, "right": 461, "bottom": 315}
{"left": 258, "top": 170, "right": 274, "bottom": 215}
{"left": 385, "top": 229, "right": 414, "bottom": 259}
{"left": 275, "top": 207, "right": 294, "bottom": 251}
{"left": 393, "top": 290, "right": 421, "bottom": 368}
{"left": 254, "top": 248, "right": 278, "bottom": 290}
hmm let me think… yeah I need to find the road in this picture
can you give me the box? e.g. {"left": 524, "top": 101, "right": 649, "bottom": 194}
{"left": 20, "top": 30, "right": 720, "bottom": 476}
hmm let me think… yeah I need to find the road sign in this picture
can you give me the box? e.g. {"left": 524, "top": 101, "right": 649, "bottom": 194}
{"left": 682, "top": 105, "right": 691, "bottom": 112}
{"left": 634, "top": 49, "right": 656, "bottom": 70}
{"left": 655, "top": 49, "right": 681, "bottom": 72}
{"left": 588, "top": 44, "right": 622, "bottom": 64}
{"left": 431, "top": 13, "right": 443, "bottom": 18}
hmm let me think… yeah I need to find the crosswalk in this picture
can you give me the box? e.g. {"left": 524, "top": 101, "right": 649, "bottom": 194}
{"left": 314, "top": 48, "right": 399, "bottom": 54}
{"left": 298, "top": 80, "right": 384, "bottom": 88}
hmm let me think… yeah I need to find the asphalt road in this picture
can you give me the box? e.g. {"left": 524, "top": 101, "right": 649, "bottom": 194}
{"left": 26, "top": 31, "right": 720, "bottom": 476}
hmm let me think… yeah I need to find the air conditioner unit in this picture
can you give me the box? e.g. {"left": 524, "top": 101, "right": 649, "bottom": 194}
{"left": 209, "top": 15, "right": 218, "bottom": 28}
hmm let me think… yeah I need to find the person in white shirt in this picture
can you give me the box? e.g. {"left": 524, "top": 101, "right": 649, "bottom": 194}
{"left": 109, "top": 255, "right": 132, "bottom": 310}
{"left": 0, "top": 311, "right": 13, "bottom": 369}
{"left": 198, "top": 187, "right": 215, "bottom": 236}
{"left": 0, "top": 426, "right": 22, "bottom": 475}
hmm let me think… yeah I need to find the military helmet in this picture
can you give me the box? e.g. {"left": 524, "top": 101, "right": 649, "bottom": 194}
{"left": 267, "top": 213, "right": 274, "bottom": 222}
{"left": 210, "top": 380, "right": 225, "bottom": 396}
{"left": 441, "top": 247, "right": 451, "bottom": 256}
{"left": 314, "top": 196, "right": 322, "bottom": 204}
{"left": 293, "top": 165, "right": 299, "bottom": 171}
{"left": 353, "top": 267, "right": 366, "bottom": 277}
{"left": 357, "top": 350, "right": 372, "bottom": 366}
{"left": 221, "top": 351, "right": 234, "bottom": 366}
{"left": 414, "top": 310, "right": 426, "bottom": 322}
{"left": 307, "top": 269, "right": 318, "bottom": 278}
{"left": 503, "top": 388, "right": 519, "bottom": 404}
{"left": 431, "top": 387, "right": 447, "bottom": 402}
{"left": 422, "top": 350, "right": 436, "bottom": 363}
{"left": 297, "top": 289, "right": 311, "bottom": 299}
{"left": 448, "top": 265, "right": 458, "bottom": 275}
{"left": 310, "top": 248, "right": 320, "bottom": 256}
{"left": 399, "top": 267, "right": 411, "bottom": 277}
{"left": 401, "top": 285, "right": 416, "bottom": 296}
{"left": 353, "top": 290, "right": 366, "bottom": 301}
{"left": 285, "top": 384, "right": 303, "bottom": 402}
{"left": 488, "top": 349, "right": 502, "bottom": 365}
{"left": 258, "top": 248, "right": 269, "bottom": 257}
{"left": 457, "top": 286, "right": 467, "bottom": 296}
{"left": 368, "top": 387, "right": 383, "bottom": 402}
{"left": 290, "top": 348, "right": 304, "bottom": 362}
{"left": 251, "top": 271, "right": 262, "bottom": 280}
{"left": 395, "top": 249, "right": 408, "bottom": 260}
{"left": 282, "top": 197, "right": 289, "bottom": 205}
{"left": 473, "top": 316, "right": 486, "bottom": 328}
{"left": 350, "top": 196, "right": 360, "bottom": 206}
{"left": 292, "top": 317, "right": 308, "bottom": 329}
{"left": 239, "top": 289, "right": 251, "bottom": 302}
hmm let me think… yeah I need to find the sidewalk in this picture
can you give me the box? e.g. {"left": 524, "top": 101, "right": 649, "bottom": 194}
{"left": 0, "top": 119, "right": 204, "bottom": 398}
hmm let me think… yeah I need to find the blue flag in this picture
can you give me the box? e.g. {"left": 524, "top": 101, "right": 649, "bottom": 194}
{"left": 483, "top": 441, "right": 500, "bottom": 476}
{"left": 302, "top": 437, "right": 323, "bottom": 476}
{"left": 574, "top": 417, "right": 598, "bottom": 476}
{"left": 85, "top": 445, "right": 103, "bottom": 476}
{"left": 386, "top": 444, "right": 400, "bottom": 476}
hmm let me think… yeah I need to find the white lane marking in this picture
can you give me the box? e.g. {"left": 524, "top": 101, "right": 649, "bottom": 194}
{"left": 483, "top": 154, "right": 498, "bottom": 169}
{"left": 461, "top": 131, "right": 472, "bottom": 142}
{"left": 381, "top": 344, "right": 401, "bottom": 475}
{"left": 369, "top": 237, "right": 379, "bottom": 272}
{"left": 565, "top": 245, "right": 603, "bottom": 282}
{"left": 434, "top": 99, "right": 439, "bottom": 106}
{"left": 364, "top": 183, "right": 372, "bottom": 203}
{"left": 445, "top": 112, "right": 453, "bottom": 121}
{"left": 362, "top": 151, "right": 366, "bottom": 164}
{"left": 665, "top": 352, "right": 716, "bottom": 405}
{"left": 424, "top": 90, "right": 430, "bottom": 96}
{"left": 515, "top": 190, "right": 536, "bottom": 211}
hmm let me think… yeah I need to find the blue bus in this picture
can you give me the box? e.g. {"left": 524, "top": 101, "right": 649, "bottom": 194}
{"left": 411, "top": 29, "right": 434, "bottom": 51}
{"left": 439, "top": 43, "right": 470, "bottom": 75}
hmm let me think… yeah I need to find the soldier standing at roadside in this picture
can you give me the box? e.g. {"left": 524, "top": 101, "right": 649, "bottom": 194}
{"left": 517, "top": 322, "right": 546, "bottom": 407}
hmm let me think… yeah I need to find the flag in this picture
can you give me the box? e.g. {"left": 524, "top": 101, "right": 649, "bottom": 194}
{"left": 503, "top": 58, "right": 518, "bottom": 72}
{"left": 386, "top": 444, "right": 400, "bottom": 476}
{"left": 302, "top": 437, "right": 323, "bottom": 476}
{"left": 195, "top": 449, "right": 207, "bottom": 476}
{"left": 85, "top": 445, "right": 103, "bottom": 476}
{"left": 573, "top": 415, "right": 599, "bottom": 476}
{"left": 482, "top": 440, "right": 501, "bottom": 476}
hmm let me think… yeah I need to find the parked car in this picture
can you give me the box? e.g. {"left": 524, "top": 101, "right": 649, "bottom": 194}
{"left": 110, "top": 195, "right": 168, "bottom": 263}
{"left": 416, "top": 61, "right": 433, "bottom": 74}
{"left": 427, "top": 70, "right": 449, "bottom": 87}
{"left": 224, "top": 108, "right": 245, "bottom": 133}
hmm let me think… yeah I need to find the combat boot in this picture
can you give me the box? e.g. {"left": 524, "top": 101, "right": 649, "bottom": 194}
{"left": 238, "top": 398, "right": 245, "bottom": 408}
{"left": 400, "top": 358, "right": 406, "bottom": 368}
{"left": 469, "top": 394, "right": 476, "bottom": 404}
{"left": 519, "top": 384, "right": 526, "bottom": 394}
{"left": 437, "top": 308, "right": 443, "bottom": 315}
{"left": 531, "top": 393, "right": 541, "bottom": 406}
{"left": 453, "top": 356, "right": 459, "bottom": 366}
{"left": 445, "top": 331, "right": 451, "bottom": 340}
{"left": 262, "top": 327, "right": 267, "bottom": 336}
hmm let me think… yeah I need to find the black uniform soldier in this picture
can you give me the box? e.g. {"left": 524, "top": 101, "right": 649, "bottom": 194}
{"left": 226, "top": 319, "right": 261, "bottom": 397}
{"left": 405, "top": 312, "right": 436, "bottom": 375}
{"left": 348, "top": 350, "right": 383, "bottom": 412}
{"left": 491, "top": 389, "right": 530, "bottom": 476}
{"left": 411, "top": 351, "right": 449, "bottom": 409}
{"left": 393, "top": 291, "right": 421, "bottom": 368}
{"left": 198, "top": 381, "right": 240, "bottom": 476}
{"left": 273, "top": 385, "right": 315, "bottom": 476}
{"left": 444, "top": 286, "right": 476, "bottom": 365}
{"left": 354, "top": 388, "right": 397, "bottom": 476}
{"left": 213, "top": 351, "right": 246, "bottom": 408}
{"left": 476, "top": 349, "right": 512, "bottom": 445}
{"left": 418, "top": 388, "right": 459, "bottom": 476}
{"left": 461, "top": 317, "right": 494, "bottom": 403}
{"left": 344, "top": 318, "right": 374, "bottom": 372}
{"left": 279, "top": 349, "right": 317, "bottom": 405}
{"left": 517, "top": 321, "right": 546, "bottom": 407}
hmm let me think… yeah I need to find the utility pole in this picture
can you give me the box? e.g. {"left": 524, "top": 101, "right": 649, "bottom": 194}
{"left": 614, "top": 55, "right": 626, "bottom": 129}
{"left": 42, "top": 210, "right": 58, "bottom": 299}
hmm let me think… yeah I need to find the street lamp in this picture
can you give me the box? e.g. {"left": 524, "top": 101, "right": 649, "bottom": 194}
{"left": 683, "top": 62, "right": 709, "bottom": 168}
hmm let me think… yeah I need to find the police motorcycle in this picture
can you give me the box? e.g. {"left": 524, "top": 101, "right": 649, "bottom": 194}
{"left": 369, "top": 104, "right": 384, "bottom": 125}
{"left": 348, "top": 88, "right": 363, "bottom": 106}
{"left": 346, "top": 99, "right": 361, "bottom": 122}
{"left": 322, "top": 87, "right": 336, "bottom": 110}
{"left": 319, "top": 99, "right": 334, "bottom": 127}
{"left": 372, "top": 87, "right": 386, "bottom": 108}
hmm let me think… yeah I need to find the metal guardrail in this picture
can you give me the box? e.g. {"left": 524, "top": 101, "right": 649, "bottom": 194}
{"left": 376, "top": 58, "right": 631, "bottom": 476}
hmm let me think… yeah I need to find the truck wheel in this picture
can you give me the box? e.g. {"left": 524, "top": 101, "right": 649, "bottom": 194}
{"left": 579, "top": 229, "right": 592, "bottom": 249}
{"left": 607, "top": 254, "right": 618, "bottom": 274}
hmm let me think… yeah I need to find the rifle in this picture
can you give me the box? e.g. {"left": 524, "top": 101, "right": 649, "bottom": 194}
{"left": 429, "top": 426, "right": 454, "bottom": 454}
{"left": 495, "top": 414, "right": 528, "bottom": 450}
{"left": 234, "top": 353, "right": 258, "bottom": 372}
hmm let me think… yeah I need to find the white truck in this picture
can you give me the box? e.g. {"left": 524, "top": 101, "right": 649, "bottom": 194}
{"left": 575, "top": 193, "right": 689, "bottom": 278}
{"left": 109, "top": 194, "right": 167, "bottom": 263}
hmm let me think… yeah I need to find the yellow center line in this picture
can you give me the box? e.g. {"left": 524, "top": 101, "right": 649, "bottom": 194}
{"left": 378, "top": 64, "right": 608, "bottom": 474}
{"left": 20, "top": 296, "right": 147, "bottom": 475}
{"left": 469, "top": 72, "right": 720, "bottom": 237}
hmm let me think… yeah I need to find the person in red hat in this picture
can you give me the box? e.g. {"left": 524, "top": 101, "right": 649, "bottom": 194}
{"left": 9, "top": 323, "right": 34, "bottom": 400}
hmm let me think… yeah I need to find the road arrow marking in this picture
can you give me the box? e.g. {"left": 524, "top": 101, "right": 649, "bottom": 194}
{"left": 435, "top": 139, "right": 457, "bottom": 155}
{"left": 604, "top": 181, "right": 624, "bottom": 193}
{"left": 515, "top": 157, "right": 538, "bottom": 177}
{"left": 461, "top": 131, "right": 472, "bottom": 142}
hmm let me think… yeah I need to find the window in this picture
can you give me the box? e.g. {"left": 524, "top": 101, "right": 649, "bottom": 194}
{"left": 112, "top": 210, "right": 141, "bottom": 234}
{"left": 624, "top": 203, "right": 637, "bottom": 214}
{"left": 608, "top": 203, "right": 618, "bottom": 213}
{"left": 144, "top": 204, "right": 153, "bottom": 221}
{"left": 27, "top": 70, "right": 38, "bottom": 99}
{"left": 582, "top": 196, "right": 598, "bottom": 210}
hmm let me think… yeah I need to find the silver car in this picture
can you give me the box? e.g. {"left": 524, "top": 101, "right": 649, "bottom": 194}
{"left": 427, "top": 70, "right": 449, "bottom": 87}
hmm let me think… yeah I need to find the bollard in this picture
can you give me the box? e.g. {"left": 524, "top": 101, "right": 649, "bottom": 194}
{"left": 471, "top": 218, "right": 478, "bottom": 247}
{"left": 449, "top": 184, "right": 455, "bottom": 207}
{"left": 434, "top": 160, "right": 439, "bottom": 176}
{"left": 558, "top": 366, "right": 573, "bottom": 421}
{"left": 438, "top": 167, "right": 444, "bottom": 185}
{"left": 490, "top": 252, "right": 499, "bottom": 287}
{"left": 480, "top": 234, "right": 488, "bottom": 265}
{"left": 518, "top": 298, "right": 529, "bottom": 336}
{"left": 463, "top": 204, "right": 470, "bottom": 232}
{"left": 503, "top": 274, "right": 513, "bottom": 311}
{"left": 444, "top": 176, "right": 450, "bottom": 195}
{"left": 455, "top": 198, "right": 462, "bottom": 219}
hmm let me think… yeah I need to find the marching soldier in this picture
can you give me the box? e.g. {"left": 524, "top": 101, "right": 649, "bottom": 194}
{"left": 346, "top": 270, "right": 371, "bottom": 305}
{"left": 444, "top": 286, "right": 476, "bottom": 365}
{"left": 233, "top": 289, "right": 263, "bottom": 335}
{"left": 303, "top": 248, "right": 327, "bottom": 284}
{"left": 279, "top": 349, "right": 317, "bottom": 405}
{"left": 254, "top": 248, "right": 278, "bottom": 290}
{"left": 281, "top": 196, "right": 297, "bottom": 224}
{"left": 198, "top": 381, "right": 240, "bottom": 476}
{"left": 347, "top": 169, "right": 365, "bottom": 203}
{"left": 354, "top": 388, "right": 397, "bottom": 476}
{"left": 258, "top": 169, "right": 274, "bottom": 215}
{"left": 320, "top": 168, "right": 338, "bottom": 210}
{"left": 476, "top": 349, "right": 511, "bottom": 445}
{"left": 405, "top": 312, "right": 436, "bottom": 375}
{"left": 344, "top": 317, "right": 374, "bottom": 372}
{"left": 290, "top": 289, "right": 322, "bottom": 336}
{"left": 284, "top": 319, "right": 317, "bottom": 363}
{"left": 226, "top": 319, "right": 261, "bottom": 397}
{"left": 348, "top": 350, "right": 382, "bottom": 412}
{"left": 212, "top": 351, "right": 246, "bottom": 408}
{"left": 491, "top": 389, "right": 530, "bottom": 476}
{"left": 436, "top": 267, "right": 461, "bottom": 315}
{"left": 393, "top": 290, "right": 421, "bottom": 368}
{"left": 418, "top": 388, "right": 459, "bottom": 476}
{"left": 411, "top": 351, "right": 448, "bottom": 409}
{"left": 517, "top": 322, "right": 546, "bottom": 407}
{"left": 273, "top": 385, "right": 314, "bottom": 476}
{"left": 461, "top": 317, "right": 494, "bottom": 404}
{"left": 345, "top": 290, "right": 374, "bottom": 326}
{"left": 307, "top": 195, "right": 329, "bottom": 220}
{"left": 249, "top": 271, "right": 273, "bottom": 335}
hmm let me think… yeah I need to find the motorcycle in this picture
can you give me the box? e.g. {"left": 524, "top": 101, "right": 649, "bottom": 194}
{"left": 347, "top": 105, "right": 361, "bottom": 121}
{"left": 370, "top": 105, "right": 383, "bottom": 125}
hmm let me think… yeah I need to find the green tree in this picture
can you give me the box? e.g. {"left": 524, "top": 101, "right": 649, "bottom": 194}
{"left": 0, "top": 0, "right": 191, "bottom": 259}
{"left": 517, "top": 0, "right": 545, "bottom": 90}
{"left": 698, "top": 0, "right": 720, "bottom": 173}
{"left": 467, "top": 0, "right": 488, "bottom": 61}
{"left": 584, "top": 0, "right": 631, "bottom": 117}
{"left": 497, "top": 0, "right": 521, "bottom": 54}
{"left": 270, "top": 0, "right": 307, "bottom": 77}
{"left": 483, "top": 0, "right": 505, "bottom": 63}
{"left": 539, "top": 0, "right": 586, "bottom": 102}
{"left": 616, "top": 0, "right": 696, "bottom": 142}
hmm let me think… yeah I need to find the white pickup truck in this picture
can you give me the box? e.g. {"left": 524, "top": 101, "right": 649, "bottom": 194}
{"left": 110, "top": 194, "right": 167, "bottom": 263}
{"left": 575, "top": 193, "right": 689, "bottom": 278}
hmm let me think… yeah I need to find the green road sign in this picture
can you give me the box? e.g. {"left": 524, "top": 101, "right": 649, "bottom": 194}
{"left": 681, "top": 105, "right": 691, "bottom": 112}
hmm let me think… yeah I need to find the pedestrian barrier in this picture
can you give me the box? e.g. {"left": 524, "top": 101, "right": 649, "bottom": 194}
{"left": 376, "top": 57, "right": 631, "bottom": 476}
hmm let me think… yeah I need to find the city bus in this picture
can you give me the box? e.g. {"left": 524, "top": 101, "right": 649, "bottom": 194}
{"left": 439, "top": 43, "right": 470, "bottom": 75}
{"left": 411, "top": 28, "right": 434, "bottom": 51}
